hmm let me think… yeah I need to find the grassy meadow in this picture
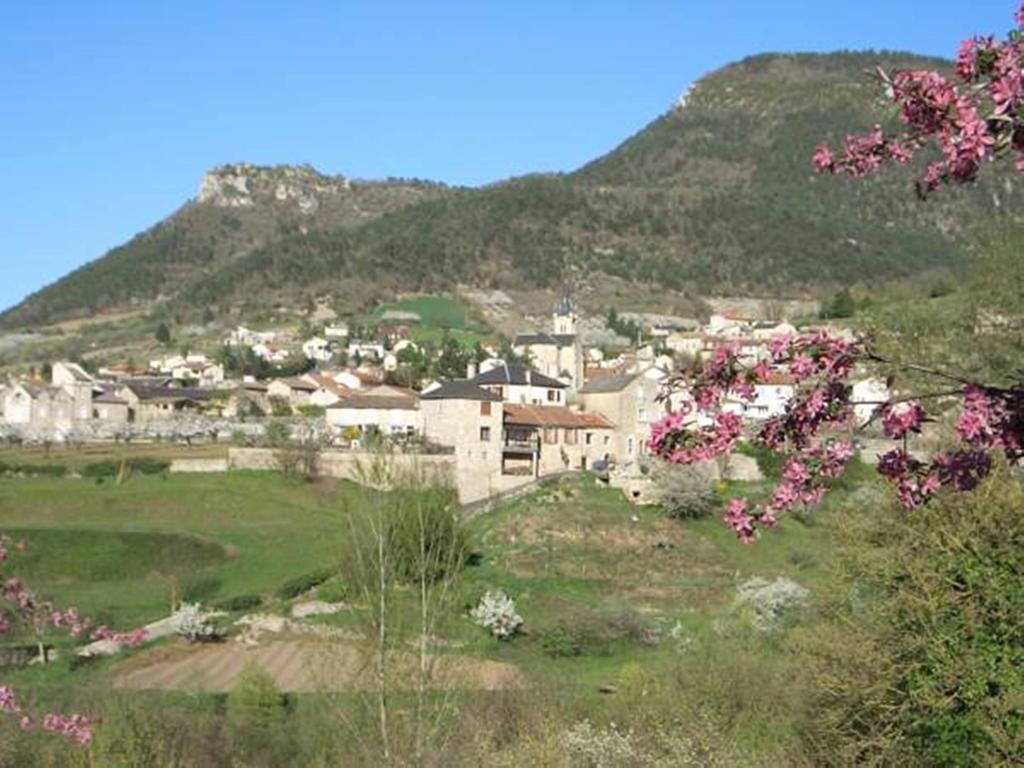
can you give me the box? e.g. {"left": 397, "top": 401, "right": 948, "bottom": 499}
{"left": 0, "top": 449, "right": 864, "bottom": 765}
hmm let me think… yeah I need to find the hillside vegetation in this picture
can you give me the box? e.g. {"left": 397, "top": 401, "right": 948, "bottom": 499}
{"left": 4, "top": 52, "right": 1021, "bottom": 329}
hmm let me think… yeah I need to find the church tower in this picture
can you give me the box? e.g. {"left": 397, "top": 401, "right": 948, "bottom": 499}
{"left": 552, "top": 295, "right": 577, "bottom": 336}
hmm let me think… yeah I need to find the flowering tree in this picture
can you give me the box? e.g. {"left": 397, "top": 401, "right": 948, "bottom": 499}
{"left": 814, "top": 5, "right": 1024, "bottom": 197}
{"left": 649, "top": 334, "right": 1023, "bottom": 542}
{"left": 651, "top": 5, "right": 1024, "bottom": 541}
{"left": 0, "top": 534, "right": 148, "bottom": 745}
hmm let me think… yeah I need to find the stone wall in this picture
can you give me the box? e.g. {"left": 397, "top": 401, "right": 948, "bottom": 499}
{"left": 227, "top": 447, "right": 456, "bottom": 490}
{"left": 170, "top": 458, "right": 229, "bottom": 473}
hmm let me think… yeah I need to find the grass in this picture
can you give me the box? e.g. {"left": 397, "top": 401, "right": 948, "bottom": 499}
{"left": 372, "top": 296, "right": 470, "bottom": 329}
{"left": 0, "top": 471, "right": 350, "bottom": 626}
{"left": 0, "top": 442, "right": 227, "bottom": 471}
{"left": 0, "top": 461, "right": 857, "bottom": 760}
{"left": 408, "top": 327, "right": 492, "bottom": 348}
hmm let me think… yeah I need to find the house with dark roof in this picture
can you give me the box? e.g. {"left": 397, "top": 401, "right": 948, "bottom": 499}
{"left": 115, "top": 383, "right": 213, "bottom": 423}
{"left": 511, "top": 297, "right": 584, "bottom": 389}
{"left": 577, "top": 371, "right": 665, "bottom": 466}
{"left": 471, "top": 363, "right": 567, "bottom": 405}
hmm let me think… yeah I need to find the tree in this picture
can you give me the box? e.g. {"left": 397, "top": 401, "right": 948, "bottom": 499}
{"left": 154, "top": 322, "right": 171, "bottom": 345}
{"left": 336, "top": 459, "right": 468, "bottom": 764}
{"left": 435, "top": 335, "right": 468, "bottom": 380}
{"left": 649, "top": 5, "right": 1024, "bottom": 542}
{"left": 822, "top": 288, "right": 855, "bottom": 319}
{"left": 814, "top": 5, "right": 1024, "bottom": 197}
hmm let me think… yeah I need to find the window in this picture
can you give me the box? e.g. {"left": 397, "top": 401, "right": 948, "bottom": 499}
{"left": 627, "top": 437, "right": 635, "bottom": 455}
{"left": 480, "top": 401, "right": 491, "bottom": 416}
{"left": 547, "top": 389, "right": 558, "bottom": 402}
{"left": 585, "top": 432, "right": 593, "bottom": 445}
{"left": 637, "top": 406, "right": 647, "bottom": 422}
{"left": 564, "top": 429, "right": 577, "bottom": 445}
{"left": 544, "top": 427, "right": 558, "bottom": 444}
{"left": 480, "top": 426, "right": 491, "bottom": 442}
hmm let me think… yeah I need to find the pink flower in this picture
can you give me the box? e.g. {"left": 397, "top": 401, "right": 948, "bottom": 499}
{"left": 956, "top": 38, "right": 977, "bottom": 81}
{"left": 724, "top": 499, "right": 756, "bottom": 544}
{"left": 812, "top": 144, "right": 834, "bottom": 172}
{"left": 881, "top": 400, "right": 925, "bottom": 439}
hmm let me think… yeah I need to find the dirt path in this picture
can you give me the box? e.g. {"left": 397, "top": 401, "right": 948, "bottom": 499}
{"left": 113, "top": 637, "right": 521, "bottom": 693}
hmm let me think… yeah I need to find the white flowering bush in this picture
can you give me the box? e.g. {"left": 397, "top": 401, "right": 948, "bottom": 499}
{"left": 558, "top": 720, "right": 641, "bottom": 767}
{"left": 734, "top": 576, "right": 809, "bottom": 631}
{"left": 470, "top": 590, "right": 523, "bottom": 639}
{"left": 171, "top": 602, "right": 221, "bottom": 643}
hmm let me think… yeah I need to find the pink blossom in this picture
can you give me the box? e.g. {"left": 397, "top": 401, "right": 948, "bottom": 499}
{"left": 881, "top": 400, "right": 925, "bottom": 439}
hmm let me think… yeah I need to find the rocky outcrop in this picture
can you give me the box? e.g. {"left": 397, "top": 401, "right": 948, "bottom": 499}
{"left": 197, "top": 163, "right": 353, "bottom": 215}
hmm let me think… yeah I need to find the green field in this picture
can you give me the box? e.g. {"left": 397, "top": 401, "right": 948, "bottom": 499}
{"left": 0, "top": 453, "right": 855, "bottom": 761}
{"left": 0, "top": 472, "right": 349, "bottom": 626}
{"left": 372, "top": 296, "right": 471, "bottom": 329}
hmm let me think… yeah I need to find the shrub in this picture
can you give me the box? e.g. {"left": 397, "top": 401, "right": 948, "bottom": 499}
{"left": 276, "top": 568, "right": 333, "bottom": 600}
{"left": 734, "top": 577, "right": 809, "bottom": 632}
{"left": 652, "top": 461, "right": 716, "bottom": 520}
{"left": 539, "top": 625, "right": 581, "bottom": 657}
{"left": 471, "top": 590, "right": 523, "bottom": 639}
{"left": 386, "top": 485, "right": 468, "bottom": 584}
{"left": 0, "top": 461, "right": 67, "bottom": 478}
{"left": 170, "top": 603, "right": 222, "bottom": 643}
{"left": 214, "top": 594, "right": 263, "bottom": 612}
{"left": 81, "top": 458, "right": 169, "bottom": 479}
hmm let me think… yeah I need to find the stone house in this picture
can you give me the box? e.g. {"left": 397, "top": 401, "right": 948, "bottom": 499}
{"left": 472, "top": 364, "right": 568, "bottom": 406}
{"left": 577, "top": 372, "right": 665, "bottom": 467}
{"left": 421, "top": 380, "right": 504, "bottom": 487}
{"left": 2, "top": 383, "right": 75, "bottom": 430}
{"left": 501, "top": 403, "right": 614, "bottom": 475}
{"left": 116, "top": 384, "right": 211, "bottom": 423}
{"left": 267, "top": 378, "right": 318, "bottom": 409}
{"left": 325, "top": 389, "right": 422, "bottom": 439}
{"left": 92, "top": 391, "right": 129, "bottom": 424}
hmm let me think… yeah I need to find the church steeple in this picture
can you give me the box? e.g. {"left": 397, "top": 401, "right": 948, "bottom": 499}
{"left": 552, "top": 295, "right": 577, "bottom": 335}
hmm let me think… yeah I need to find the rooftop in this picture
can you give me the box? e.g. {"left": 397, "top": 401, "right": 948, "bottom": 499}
{"left": 578, "top": 372, "right": 641, "bottom": 394}
{"left": 503, "top": 403, "right": 614, "bottom": 429}
{"left": 472, "top": 364, "right": 566, "bottom": 389}
{"left": 421, "top": 381, "right": 502, "bottom": 402}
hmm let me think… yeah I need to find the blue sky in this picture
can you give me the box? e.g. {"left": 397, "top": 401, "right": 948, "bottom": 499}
{"left": 0, "top": 1, "right": 1015, "bottom": 314}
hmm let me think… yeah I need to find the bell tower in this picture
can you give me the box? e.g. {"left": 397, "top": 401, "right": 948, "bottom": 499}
{"left": 552, "top": 295, "right": 577, "bottom": 335}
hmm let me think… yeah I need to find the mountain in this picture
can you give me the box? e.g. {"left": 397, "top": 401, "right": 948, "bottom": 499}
{"left": 4, "top": 51, "right": 1019, "bottom": 329}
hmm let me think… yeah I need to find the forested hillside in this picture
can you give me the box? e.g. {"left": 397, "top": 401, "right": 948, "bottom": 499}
{"left": 4, "top": 51, "right": 1020, "bottom": 329}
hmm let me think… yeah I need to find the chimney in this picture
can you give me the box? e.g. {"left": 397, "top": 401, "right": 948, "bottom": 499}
{"left": 466, "top": 361, "right": 478, "bottom": 380}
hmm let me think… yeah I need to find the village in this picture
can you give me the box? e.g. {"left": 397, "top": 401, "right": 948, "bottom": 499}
{"left": 0, "top": 297, "right": 890, "bottom": 504}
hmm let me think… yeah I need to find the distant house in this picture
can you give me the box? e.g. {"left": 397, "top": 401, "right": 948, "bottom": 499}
{"left": 251, "top": 343, "right": 290, "bottom": 363}
{"left": 170, "top": 360, "right": 225, "bottom": 387}
{"left": 223, "top": 381, "right": 271, "bottom": 417}
{"left": 577, "top": 372, "right": 664, "bottom": 465}
{"left": 852, "top": 376, "right": 891, "bottom": 425}
{"left": 226, "top": 326, "right": 278, "bottom": 347}
{"left": 722, "top": 374, "right": 796, "bottom": 421}
{"left": 346, "top": 341, "right": 386, "bottom": 362}
{"left": 471, "top": 364, "right": 567, "bottom": 405}
{"left": 92, "top": 391, "right": 129, "bottom": 424}
{"left": 267, "top": 378, "right": 318, "bottom": 409}
{"left": 512, "top": 297, "right": 584, "bottom": 389}
{"left": 301, "top": 336, "right": 333, "bottom": 363}
{"left": 324, "top": 324, "right": 349, "bottom": 339}
{"left": 2, "top": 383, "right": 74, "bottom": 430}
{"left": 421, "top": 381, "right": 503, "bottom": 457}
{"left": 301, "top": 374, "right": 352, "bottom": 407}
{"left": 116, "top": 384, "right": 212, "bottom": 423}
{"left": 501, "top": 403, "right": 614, "bottom": 475}
{"left": 325, "top": 389, "right": 421, "bottom": 438}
